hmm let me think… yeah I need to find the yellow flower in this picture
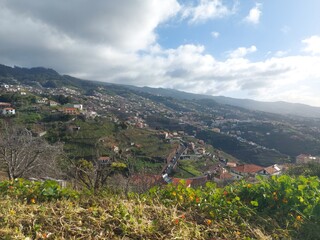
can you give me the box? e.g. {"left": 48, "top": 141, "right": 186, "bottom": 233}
{"left": 205, "top": 219, "right": 212, "bottom": 225}
{"left": 189, "top": 196, "right": 194, "bottom": 201}
{"left": 9, "top": 210, "right": 16, "bottom": 215}
{"left": 30, "top": 198, "right": 36, "bottom": 204}
{"left": 247, "top": 184, "right": 252, "bottom": 188}
{"left": 296, "top": 215, "right": 302, "bottom": 221}
{"left": 172, "top": 192, "right": 176, "bottom": 196}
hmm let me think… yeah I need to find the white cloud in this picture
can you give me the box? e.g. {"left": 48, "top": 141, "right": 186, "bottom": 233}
{"left": 302, "top": 35, "right": 320, "bottom": 55}
{"left": 211, "top": 31, "right": 220, "bottom": 38}
{"left": 244, "top": 3, "right": 262, "bottom": 24}
{"left": 182, "top": 0, "right": 236, "bottom": 23}
{"left": 1, "top": 0, "right": 180, "bottom": 52}
{"left": 228, "top": 45, "right": 257, "bottom": 58}
{"left": 274, "top": 50, "right": 289, "bottom": 57}
{"left": 1, "top": 1, "right": 320, "bottom": 106}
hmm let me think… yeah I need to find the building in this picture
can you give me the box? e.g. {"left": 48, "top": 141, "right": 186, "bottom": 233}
{"left": 49, "top": 100, "right": 59, "bottom": 107}
{"left": 98, "top": 156, "right": 111, "bottom": 165}
{"left": 258, "top": 164, "right": 282, "bottom": 176}
{"left": 36, "top": 98, "right": 48, "bottom": 104}
{"left": 230, "top": 164, "right": 263, "bottom": 179}
{"left": 73, "top": 104, "right": 83, "bottom": 111}
{"left": 63, "top": 107, "right": 79, "bottom": 115}
{"left": 2, "top": 108, "right": 15, "bottom": 115}
{"left": 171, "top": 176, "right": 209, "bottom": 188}
{"left": 64, "top": 103, "right": 83, "bottom": 111}
{"left": 214, "top": 172, "right": 234, "bottom": 183}
{"left": 0, "top": 102, "right": 11, "bottom": 109}
{"left": 296, "top": 154, "right": 320, "bottom": 164}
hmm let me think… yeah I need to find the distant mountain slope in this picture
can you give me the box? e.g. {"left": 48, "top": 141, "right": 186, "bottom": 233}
{"left": 1, "top": 63, "right": 320, "bottom": 118}
{"left": 209, "top": 96, "right": 320, "bottom": 119}
{"left": 128, "top": 86, "right": 320, "bottom": 118}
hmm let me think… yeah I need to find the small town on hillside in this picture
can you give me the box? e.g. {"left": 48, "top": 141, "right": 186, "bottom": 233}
{"left": 1, "top": 81, "right": 319, "bottom": 190}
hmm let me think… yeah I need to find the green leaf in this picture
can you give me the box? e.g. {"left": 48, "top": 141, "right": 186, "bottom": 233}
{"left": 250, "top": 200, "right": 259, "bottom": 207}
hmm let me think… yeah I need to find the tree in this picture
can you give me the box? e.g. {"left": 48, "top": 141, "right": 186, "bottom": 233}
{"left": 0, "top": 124, "right": 62, "bottom": 180}
{"left": 65, "top": 157, "right": 128, "bottom": 192}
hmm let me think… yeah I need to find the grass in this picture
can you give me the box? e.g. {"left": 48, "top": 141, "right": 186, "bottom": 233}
{"left": 1, "top": 175, "right": 319, "bottom": 239}
{"left": 0, "top": 191, "right": 269, "bottom": 240}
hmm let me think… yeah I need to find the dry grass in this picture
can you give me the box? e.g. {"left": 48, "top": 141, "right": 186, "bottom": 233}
{"left": 0, "top": 195, "right": 274, "bottom": 240}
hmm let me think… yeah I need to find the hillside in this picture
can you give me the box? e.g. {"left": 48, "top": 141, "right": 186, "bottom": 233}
{"left": 2, "top": 64, "right": 320, "bottom": 118}
{"left": 1, "top": 63, "right": 320, "bottom": 168}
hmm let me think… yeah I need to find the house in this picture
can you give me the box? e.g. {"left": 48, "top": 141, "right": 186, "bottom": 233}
{"left": 130, "top": 174, "right": 167, "bottom": 192}
{"left": 84, "top": 111, "right": 97, "bottom": 118}
{"left": 2, "top": 108, "right": 15, "bottom": 115}
{"left": 212, "top": 128, "right": 221, "bottom": 133}
{"left": 36, "top": 98, "right": 48, "bottom": 104}
{"left": 49, "top": 100, "right": 59, "bottom": 107}
{"left": 64, "top": 103, "right": 83, "bottom": 111}
{"left": 258, "top": 164, "right": 282, "bottom": 176}
{"left": 113, "top": 145, "right": 120, "bottom": 154}
{"left": 73, "top": 104, "right": 83, "bottom": 111}
{"left": 296, "top": 154, "right": 320, "bottom": 164}
{"left": 196, "top": 148, "right": 206, "bottom": 155}
{"left": 0, "top": 102, "right": 11, "bottom": 109}
{"left": 98, "top": 156, "right": 111, "bottom": 165}
{"left": 226, "top": 162, "right": 237, "bottom": 168}
{"left": 171, "top": 176, "right": 209, "bottom": 188}
{"left": 230, "top": 164, "right": 263, "bottom": 178}
{"left": 63, "top": 107, "right": 79, "bottom": 115}
{"left": 214, "top": 172, "right": 234, "bottom": 183}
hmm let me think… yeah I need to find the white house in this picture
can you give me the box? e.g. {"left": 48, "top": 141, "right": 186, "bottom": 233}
{"left": 2, "top": 108, "right": 15, "bottom": 115}
{"left": 73, "top": 104, "right": 83, "bottom": 111}
{"left": 36, "top": 98, "right": 48, "bottom": 104}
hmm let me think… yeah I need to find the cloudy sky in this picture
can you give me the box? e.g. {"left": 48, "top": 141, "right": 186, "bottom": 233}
{"left": 1, "top": 0, "right": 320, "bottom": 106}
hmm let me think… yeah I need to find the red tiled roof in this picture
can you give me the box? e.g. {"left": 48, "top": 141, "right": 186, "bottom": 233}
{"left": 263, "top": 165, "right": 281, "bottom": 175}
{"left": 64, "top": 107, "right": 77, "bottom": 111}
{"left": 217, "top": 172, "right": 233, "bottom": 180}
{"left": 131, "top": 174, "right": 166, "bottom": 186}
{"left": 171, "top": 176, "right": 208, "bottom": 187}
{"left": 171, "top": 178, "right": 193, "bottom": 187}
{"left": 98, "top": 156, "right": 110, "bottom": 161}
{"left": 0, "top": 102, "right": 11, "bottom": 106}
{"left": 232, "top": 164, "right": 263, "bottom": 173}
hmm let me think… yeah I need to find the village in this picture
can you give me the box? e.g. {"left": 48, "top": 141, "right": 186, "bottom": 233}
{"left": 1, "top": 81, "right": 320, "bottom": 191}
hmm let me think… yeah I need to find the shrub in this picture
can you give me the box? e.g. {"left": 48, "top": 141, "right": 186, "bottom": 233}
{"left": 0, "top": 178, "right": 79, "bottom": 203}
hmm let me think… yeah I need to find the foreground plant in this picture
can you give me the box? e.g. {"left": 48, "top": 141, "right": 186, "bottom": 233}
{"left": 0, "top": 175, "right": 319, "bottom": 239}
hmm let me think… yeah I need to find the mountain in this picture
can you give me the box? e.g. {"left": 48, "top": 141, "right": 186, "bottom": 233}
{"left": 128, "top": 86, "right": 320, "bottom": 119}
{"left": 1, "top": 63, "right": 320, "bottom": 118}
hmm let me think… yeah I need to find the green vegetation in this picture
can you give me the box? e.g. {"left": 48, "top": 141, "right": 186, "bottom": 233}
{"left": 197, "top": 130, "right": 289, "bottom": 166}
{"left": 0, "top": 175, "right": 319, "bottom": 239}
{"left": 175, "top": 159, "right": 207, "bottom": 178}
{"left": 0, "top": 178, "right": 78, "bottom": 203}
{"left": 287, "top": 162, "right": 320, "bottom": 178}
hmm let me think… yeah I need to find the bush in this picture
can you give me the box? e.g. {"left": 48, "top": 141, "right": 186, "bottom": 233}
{"left": 146, "top": 175, "right": 320, "bottom": 239}
{"left": 0, "top": 178, "right": 79, "bottom": 203}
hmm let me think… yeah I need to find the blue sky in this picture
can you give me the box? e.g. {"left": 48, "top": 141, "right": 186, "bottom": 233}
{"left": 158, "top": 0, "right": 320, "bottom": 59}
{"left": 0, "top": 0, "right": 320, "bottom": 106}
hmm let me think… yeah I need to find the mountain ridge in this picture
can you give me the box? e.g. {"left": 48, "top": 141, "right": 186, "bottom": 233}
{"left": 1, "top": 63, "right": 320, "bottom": 118}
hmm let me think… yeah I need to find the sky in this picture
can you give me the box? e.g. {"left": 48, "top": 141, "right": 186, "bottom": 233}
{"left": 1, "top": 0, "right": 320, "bottom": 106}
